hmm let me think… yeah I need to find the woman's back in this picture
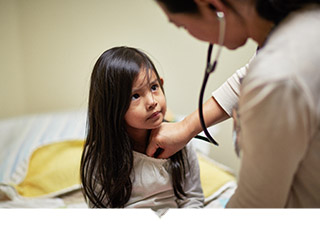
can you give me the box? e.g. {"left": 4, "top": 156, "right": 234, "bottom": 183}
{"left": 230, "top": 5, "right": 320, "bottom": 207}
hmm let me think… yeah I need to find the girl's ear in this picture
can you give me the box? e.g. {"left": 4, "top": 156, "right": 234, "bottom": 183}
{"left": 160, "top": 78, "right": 164, "bottom": 86}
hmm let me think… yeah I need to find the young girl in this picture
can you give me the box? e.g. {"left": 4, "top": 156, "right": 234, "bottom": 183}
{"left": 80, "top": 46, "right": 204, "bottom": 215}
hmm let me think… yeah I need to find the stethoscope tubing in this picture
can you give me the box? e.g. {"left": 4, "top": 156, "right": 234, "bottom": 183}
{"left": 198, "top": 11, "right": 226, "bottom": 146}
{"left": 198, "top": 44, "right": 219, "bottom": 146}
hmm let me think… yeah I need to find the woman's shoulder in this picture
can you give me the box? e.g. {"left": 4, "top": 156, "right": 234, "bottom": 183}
{"left": 244, "top": 5, "right": 320, "bottom": 92}
{"left": 254, "top": 5, "right": 320, "bottom": 73}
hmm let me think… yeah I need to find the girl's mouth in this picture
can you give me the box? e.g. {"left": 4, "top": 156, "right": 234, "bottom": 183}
{"left": 148, "top": 111, "right": 161, "bottom": 120}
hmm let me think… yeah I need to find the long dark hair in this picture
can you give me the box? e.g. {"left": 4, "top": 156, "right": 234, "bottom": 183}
{"left": 80, "top": 46, "right": 187, "bottom": 208}
{"left": 156, "top": 0, "right": 320, "bottom": 23}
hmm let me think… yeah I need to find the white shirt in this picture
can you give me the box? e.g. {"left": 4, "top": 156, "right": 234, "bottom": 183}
{"left": 126, "top": 140, "right": 204, "bottom": 215}
{"left": 212, "top": 60, "right": 251, "bottom": 116}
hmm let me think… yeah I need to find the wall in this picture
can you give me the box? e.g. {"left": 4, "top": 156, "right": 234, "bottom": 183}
{"left": 0, "top": 0, "right": 257, "bottom": 173}
{"left": 0, "top": 0, "right": 26, "bottom": 117}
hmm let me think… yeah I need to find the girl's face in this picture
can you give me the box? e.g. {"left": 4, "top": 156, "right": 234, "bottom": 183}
{"left": 124, "top": 69, "right": 166, "bottom": 132}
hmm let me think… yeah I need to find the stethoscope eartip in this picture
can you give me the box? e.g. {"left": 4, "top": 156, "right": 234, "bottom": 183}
{"left": 216, "top": 11, "right": 225, "bottom": 20}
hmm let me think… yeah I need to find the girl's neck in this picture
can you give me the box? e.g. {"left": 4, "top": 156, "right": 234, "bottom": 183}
{"left": 128, "top": 129, "right": 150, "bottom": 154}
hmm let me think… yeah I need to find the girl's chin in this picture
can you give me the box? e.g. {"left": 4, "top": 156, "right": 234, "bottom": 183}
{"left": 149, "top": 124, "right": 162, "bottom": 129}
{"left": 149, "top": 121, "right": 163, "bottom": 129}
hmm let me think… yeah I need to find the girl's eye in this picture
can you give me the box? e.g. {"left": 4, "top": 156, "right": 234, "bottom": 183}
{"left": 151, "top": 84, "right": 159, "bottom": 91}
{"left": 132, "top": 94, "right": 140, "bottom": 100}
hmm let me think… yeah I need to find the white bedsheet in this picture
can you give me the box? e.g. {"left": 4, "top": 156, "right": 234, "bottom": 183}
{"left": 0, "top": 110, "right": 86, "bottom": 185}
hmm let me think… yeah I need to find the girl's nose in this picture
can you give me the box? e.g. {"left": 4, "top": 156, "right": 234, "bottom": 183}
{"left": 147, "top": 93, "right": 157, "bottom": 110}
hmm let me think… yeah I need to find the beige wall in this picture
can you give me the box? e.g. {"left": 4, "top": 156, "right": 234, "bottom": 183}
{"left": 1, "top": 0, "right": 26, "bottom": 117}
{"left": 0, "top": 0, "right": 257, "bottom": 172}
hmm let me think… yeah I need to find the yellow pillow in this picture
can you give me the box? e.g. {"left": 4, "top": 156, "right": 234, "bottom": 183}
{"left": 197, "top": 154, "right": 235, "bottom": 198}
{"left": 15, "top": 140, "right": 84, "bottom": 198}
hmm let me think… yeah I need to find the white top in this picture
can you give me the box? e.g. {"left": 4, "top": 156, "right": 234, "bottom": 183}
{"left": 214, "top": 5, "right": 320, "bottom": 207}
{"left": 126, "top": 140, "right": 204, "bottom": 215}
{"left": 89, "top": 140, "right": 204, "bottom": 215}
{"left": 212, "top": 62, "right": 250, "bottom": 116}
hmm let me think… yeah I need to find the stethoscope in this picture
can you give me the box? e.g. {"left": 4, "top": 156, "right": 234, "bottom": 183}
{"left": 154, "top": 12, "right": 226, "bottom": 158}
{"left": 198, "top": 11, "right": 226, "bottom": 146}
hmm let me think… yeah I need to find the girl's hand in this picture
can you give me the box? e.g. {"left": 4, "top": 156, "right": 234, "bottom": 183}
{"left": 146, "top": 121, "right": 191, "bottom": 159}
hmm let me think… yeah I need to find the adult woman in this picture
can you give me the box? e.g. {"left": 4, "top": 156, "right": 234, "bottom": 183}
{"left": 146, "top": 0, "right": 320, "bottom": 207}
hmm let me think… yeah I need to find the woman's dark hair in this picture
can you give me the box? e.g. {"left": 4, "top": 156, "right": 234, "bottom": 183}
{"left": 155, "top": 0, "right": 234, "bottom": 14}
{"left": 256, "top": 0, "right": 320, "bottom": 24}
{"left": 156, "top": 0, "right": 320, "bottom": 24}
{"left": 80, "top": 46, "right": 187, "bottom": 208}
{"left": 156, "top": 0, "right": 198, "bottom": 13}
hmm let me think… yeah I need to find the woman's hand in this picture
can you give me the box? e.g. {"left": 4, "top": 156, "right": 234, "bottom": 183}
{"left": 146, "top": 120, "right": 191, "bottom": 159}
{"left": 146, "top": 97, "right": 229, "bottom": 158}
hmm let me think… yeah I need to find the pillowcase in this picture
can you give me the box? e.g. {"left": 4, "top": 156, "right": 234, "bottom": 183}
{"left": 197, "top": 153, "right": 236, "bottom": 200}
{"left": 14, "top": 140, "right": 83, "bottom": 198}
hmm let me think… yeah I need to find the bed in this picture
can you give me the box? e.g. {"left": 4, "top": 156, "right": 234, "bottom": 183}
{"left": 0, "top": 110, "right": 236, "bottom": 209}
